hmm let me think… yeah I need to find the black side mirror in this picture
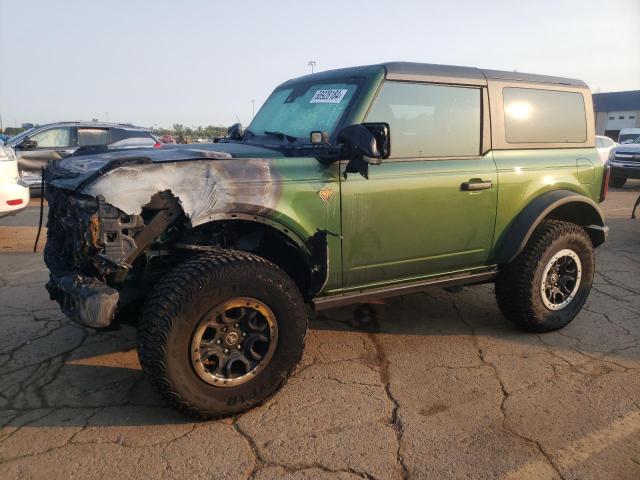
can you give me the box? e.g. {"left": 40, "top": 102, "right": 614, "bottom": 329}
{"left": 20, "top": 138, "right": 38, "bottom": 150}
{"left": 338, "top": 123, "right": 390, "bottom": 178}
{"left": 362, "top": 122, "right": 390, "bottom": 160}
{"left": 227, "top": 123, "right": 243, "bottom": 140}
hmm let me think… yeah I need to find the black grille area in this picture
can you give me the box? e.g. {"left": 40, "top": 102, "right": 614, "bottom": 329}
{"left": 44, "top": 185, "right": 104, "bottom": 289}
{"left": 614, "top": 152, "right": 640, "bottom": 164}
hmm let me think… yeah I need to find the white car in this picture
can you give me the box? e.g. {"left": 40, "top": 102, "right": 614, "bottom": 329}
{"left": 0, "top": 144, "right": 30, "bottom": 218}
{"left": 595, "top": 135, "right": 617, "bottom": 164}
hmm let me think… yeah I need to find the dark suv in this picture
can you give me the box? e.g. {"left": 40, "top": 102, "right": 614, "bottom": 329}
{"left": 4, "top": 122, "right": 158, "bottom": 189}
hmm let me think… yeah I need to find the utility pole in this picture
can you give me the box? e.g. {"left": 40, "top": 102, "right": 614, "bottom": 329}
{"left": 308, "top": 61, "right": 316, "bottom": 74}
{"left": 251, "top": 99, "right": 255, "bottom": 119}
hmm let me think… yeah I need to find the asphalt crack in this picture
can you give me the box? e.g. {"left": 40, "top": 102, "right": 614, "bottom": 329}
{"left": 367, "top": 332, "right": 409, "bottom": 480}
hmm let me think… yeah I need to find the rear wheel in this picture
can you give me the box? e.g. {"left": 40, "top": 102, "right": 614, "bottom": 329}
{"left": 138, "top": 250, "right": 308, "bottom": 418}
{"left": 609, "top": 176, "right": 627, "bottom": 188}
{"left": 495, "top": 220, "right": 594, "bottom": 333}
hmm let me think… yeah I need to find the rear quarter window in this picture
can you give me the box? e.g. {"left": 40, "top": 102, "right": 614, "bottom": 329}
{"left": 78, "top": 128, "right": 110, "bottom": 146}
{"left": 503, "top": 88, "right": 587, "bottom": 143}
{"left": 110, "top": 129, "right": 155, "bottom": 147}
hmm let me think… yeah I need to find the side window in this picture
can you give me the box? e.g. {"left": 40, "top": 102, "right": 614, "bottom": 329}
{"left": 367, "top": 82, "right": 481, "bottom": 158}
{"left": 110, "top": 128, "right": 156, "bottom": 147}
{"left": 78, "top": 128, "right": 110, "bottom": 146}
{"left": 503, "top": 88, "right": 586, "bottom": 143}
{"left": 30, "top": 127, "right": 73, "bottom": 148}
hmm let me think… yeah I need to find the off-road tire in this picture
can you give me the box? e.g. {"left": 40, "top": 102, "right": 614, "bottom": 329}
{"left": 137, "top": 250, "right": 308, "bottom": 419}
{"left": 609, "top": 176, "right": 627, "bottom": 188}
{"left": 495, "top": 220, "right": 594, "bottom": 333}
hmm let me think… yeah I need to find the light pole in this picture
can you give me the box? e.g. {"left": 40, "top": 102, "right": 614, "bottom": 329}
{"left": 308, "top": 61, "right": 316, "bottom": 73}
{"left": 251, "top": 99, "right": 255, "bottom": 119}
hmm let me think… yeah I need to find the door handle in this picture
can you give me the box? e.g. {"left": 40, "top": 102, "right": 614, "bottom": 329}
{"left": 461, "top": 179, "right": 493, "bottom": 191}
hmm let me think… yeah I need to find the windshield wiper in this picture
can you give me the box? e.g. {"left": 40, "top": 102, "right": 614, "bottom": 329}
{"left": 264, "top": 130, "right": 297, "bottom": 143}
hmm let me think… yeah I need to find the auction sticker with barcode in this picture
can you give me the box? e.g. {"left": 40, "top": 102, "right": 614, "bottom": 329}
{"left": 310, "top": 89, "right": 348, "bottom": 104}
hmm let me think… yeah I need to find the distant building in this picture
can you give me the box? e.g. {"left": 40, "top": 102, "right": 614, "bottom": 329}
{"left": 593, "top": 90, "right": 640, "bottom": 140}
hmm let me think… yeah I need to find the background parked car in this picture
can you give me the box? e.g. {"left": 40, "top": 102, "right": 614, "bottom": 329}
{"left": 609, "top": 139, "right": 640, "bottom": 188}
{"left": 0, "top": 144, "right": 29, "bottom": 218}
{"left": 595, "top": 135, "right": 617, "bottom": 164}
{"left": 4, "top": 122, "right": 159, "bottom": 191}
{"left": 618, "top": 127, "right": 640, "bottom": 145}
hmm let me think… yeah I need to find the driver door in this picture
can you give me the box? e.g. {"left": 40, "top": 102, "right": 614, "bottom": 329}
{"left": 340, "top": 81, "right": 497, "bottom": 291}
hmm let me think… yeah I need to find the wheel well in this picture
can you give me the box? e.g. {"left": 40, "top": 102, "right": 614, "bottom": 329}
{"left": 493, "top": 191, "right": 606, "bottom": 264}
{"left": 544, "top": 201, "right": 605, "bottom": 246}
{"left": 183, "top": 220, "right": 319, "bottom": 298}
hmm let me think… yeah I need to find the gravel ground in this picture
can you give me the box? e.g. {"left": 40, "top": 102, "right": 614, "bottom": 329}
{"left": 0, "top": 183, "right": 639, "bottom": 479}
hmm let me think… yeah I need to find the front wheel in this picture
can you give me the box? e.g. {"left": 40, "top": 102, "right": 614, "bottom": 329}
{"left": 495, "top": 220, "right": 595, "bottom": 333}
{"left": 138, "top": 250, "right": 308, "bottom": 418}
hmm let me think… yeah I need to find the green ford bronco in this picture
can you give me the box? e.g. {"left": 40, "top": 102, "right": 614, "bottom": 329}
{"left": 43, "top": 62, "right": 609, "bottom": 417}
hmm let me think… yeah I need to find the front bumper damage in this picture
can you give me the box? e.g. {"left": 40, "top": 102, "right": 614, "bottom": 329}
{"left": 44, "top": 185, "right": 182, "bottom": 328}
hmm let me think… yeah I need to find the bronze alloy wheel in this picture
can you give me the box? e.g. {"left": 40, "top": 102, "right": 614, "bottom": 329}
{"left": 190, "top": 297, "right": 278, "bottom": 387}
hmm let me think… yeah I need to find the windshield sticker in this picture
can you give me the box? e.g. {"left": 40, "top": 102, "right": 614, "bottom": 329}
{"left": 310, "top": 89, "right": 348, "bottom": 104}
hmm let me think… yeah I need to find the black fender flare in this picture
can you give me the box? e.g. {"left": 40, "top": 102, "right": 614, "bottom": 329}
{"left": 190, "top": 214, "right": 330, "bottom": 300}
{"left": 493, "top": 189, "right": 607, "bottom": 264}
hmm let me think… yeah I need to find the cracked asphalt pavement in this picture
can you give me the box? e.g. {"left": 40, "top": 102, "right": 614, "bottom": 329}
{"left": 1, "top": 185, "right": 639, "bottom": 479}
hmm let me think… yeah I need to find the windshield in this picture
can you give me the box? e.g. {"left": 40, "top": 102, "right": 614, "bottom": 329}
{"left": 619, "top": 134, "right": 640, "bottom": 144}
{"left": 248, "top": 80, "right": 359, "bottom": 142}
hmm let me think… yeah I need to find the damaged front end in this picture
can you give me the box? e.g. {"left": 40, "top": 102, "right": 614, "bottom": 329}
{"left": 44, "top": 184, "right": 183, "bottom": 328}
{"left": 43, "top": 147, "right": 333, "bottom": 329}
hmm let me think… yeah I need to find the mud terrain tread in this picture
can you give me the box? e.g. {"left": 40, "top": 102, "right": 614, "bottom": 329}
{"left": 137, "top": 249, "right": 306, "bottom": 419}
{"left": 495, "top": 220, "right": 593, "bottom": 332}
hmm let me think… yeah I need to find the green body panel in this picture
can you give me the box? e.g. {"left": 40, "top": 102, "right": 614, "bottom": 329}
{"left": 268, "top": 146, "right": 603, "bottom": 296}
{"left": 489, "top": 148, "right": 603, "bottom": 262}
{"left": 266, "top": 158, "right": 343, "bottom": 294}
{"left": 339, "top": 154, "right": 498, "bottom": 291}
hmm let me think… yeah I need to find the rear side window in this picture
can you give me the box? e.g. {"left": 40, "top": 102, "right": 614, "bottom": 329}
{"left": 367, "top": 82, "right": 481, "bottom": 158}
{"left": 503, "top": 88, "right": 586, "bottom": 143}
{"left": 110, "top": 128, "right": 155, "bottom": 147}
{"left": 78, "top": 128, "right": 110, "bottom": 146}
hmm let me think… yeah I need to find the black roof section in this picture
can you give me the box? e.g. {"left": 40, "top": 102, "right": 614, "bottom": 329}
{"left": 279, "top": 62, "right": 587, "bottom": 88}
{"left": 383, "top": 62, "right": 587, "bottom": 87}
{"left": 592, "top": 90, "right": 640, "bottom": 112}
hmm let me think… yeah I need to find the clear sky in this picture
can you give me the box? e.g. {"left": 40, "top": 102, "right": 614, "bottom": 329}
{"left": 1, "top": 0, "right": 639, "bottom": 129}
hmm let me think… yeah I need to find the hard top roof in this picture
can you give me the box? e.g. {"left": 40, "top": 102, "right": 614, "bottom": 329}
{"left": 281, "top": 62, "right": 587, "bottom": 88}
{"left": 384, "top": 62, "right": 586, "bottom": 87}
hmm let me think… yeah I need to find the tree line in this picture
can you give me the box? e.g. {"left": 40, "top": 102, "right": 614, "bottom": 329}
{"left": 155, "top": 124, "right": 229, "bottom": 143}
